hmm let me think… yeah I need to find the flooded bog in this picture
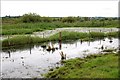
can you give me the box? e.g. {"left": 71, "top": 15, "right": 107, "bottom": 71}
{"left": 1, "top": 38, "right": 119, "bottom": 78}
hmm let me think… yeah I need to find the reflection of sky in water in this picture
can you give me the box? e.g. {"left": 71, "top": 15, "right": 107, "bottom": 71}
{"left": 1, "top": 38, "right": 119, "bottom": 78}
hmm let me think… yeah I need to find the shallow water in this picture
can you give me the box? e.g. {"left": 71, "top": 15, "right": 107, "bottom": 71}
{"left": 1, "top": 38, "right": 119, "bottom": 78}
{"left": 1, "top": 28, "right": 119, "bottom": 40}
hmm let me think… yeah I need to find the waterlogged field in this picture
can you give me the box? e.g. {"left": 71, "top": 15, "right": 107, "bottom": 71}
{"left": 1, "top": 15, "right": 119, "bottom": 78}
{"left": 1, "top": 30, "right": 119, "bottom": 48}
{"left": 1, "top": 38, "right": 119, "bottom": 78}
{"left": 45, "top": 53, "right": 118, "bottom": 78}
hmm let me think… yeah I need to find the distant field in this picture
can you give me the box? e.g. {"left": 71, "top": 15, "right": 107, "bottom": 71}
{"left": 1, "top": 14, "right": 119, "bottom": 35}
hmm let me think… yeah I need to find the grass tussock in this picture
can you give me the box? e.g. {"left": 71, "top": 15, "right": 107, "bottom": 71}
{"left": 49, "top": 31, "right": 89, "bottom": 41}
{"left": 106, "top": 32, "right": 119, "bottom": 38}
{"left": 2, "top": 35, "right": 49, "bottom": 47}
{"left": 1, "top": 31, "right": 118, "bottom": 48}
{"left": 45, "top": 53, "right": 118, "bottom": 78}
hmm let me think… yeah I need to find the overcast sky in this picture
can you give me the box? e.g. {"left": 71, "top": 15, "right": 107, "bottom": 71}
{"left": 1, "top": 0, "right": 119, "bottom": 17}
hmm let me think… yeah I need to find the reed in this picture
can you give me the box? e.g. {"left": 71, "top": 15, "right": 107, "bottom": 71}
{"left": 1, "top": 31, "right": 118, "bottom": 48}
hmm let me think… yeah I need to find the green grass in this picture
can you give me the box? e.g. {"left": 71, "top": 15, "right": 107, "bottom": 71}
{"left": 2, "top": 29, "right": 33, "bottom": 35}
{"left": 89, "top": 32, "right": 105, "bottom": 38}
{"left": 1, "top": 22, "right": 49, "bottom": 35}
{"left": 1, "top": 31, "right": 118, "bottom": 48}
{"left": 49, "top": 31, "right": 89, "bottom": 41}
{"left": 1, "top": 19, "right": 119, "bottom": 35}
{"left": 45, "top": 53, "right": 119, "bottom": 78}
{"left": 2, "top": 35, "right": 49, "bottom": 47}
{"left": 106, "top": 32, "right": 119, "bottom": 38}
{"left": 49, "top": 31, "right": 118, "bottom": 41}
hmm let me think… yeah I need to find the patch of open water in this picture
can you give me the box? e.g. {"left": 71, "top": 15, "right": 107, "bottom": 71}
{"left": 1, "top": 38, "right": 119, "bottom": 78}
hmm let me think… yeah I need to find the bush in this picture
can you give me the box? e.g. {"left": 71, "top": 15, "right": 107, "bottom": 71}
{"left": 21, "top": 13, "right": 41, "bottom": 23}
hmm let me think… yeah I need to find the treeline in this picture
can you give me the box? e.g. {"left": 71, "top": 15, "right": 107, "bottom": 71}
{"left": 1, "top": 13, "right": 119, "bottom": 35}
{"left": 2, "top": 13, "right": 118, "bottom": 24}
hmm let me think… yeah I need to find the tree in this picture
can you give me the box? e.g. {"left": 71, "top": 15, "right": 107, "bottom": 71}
{"left": 84, "top": 17, "right": 89, "bottom": 21}
{"left": 42, "top": 17, "right": 52, "bottom": 22}
{"left": 21, "top": 13, "right": 41, "bottom": 23}
{"left": 62, "top": 17, "right": 76, "bottom": 23}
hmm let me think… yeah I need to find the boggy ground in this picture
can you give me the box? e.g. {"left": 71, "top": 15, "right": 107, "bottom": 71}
{"left": 45, "top": 52, "right": 119, "bottom": 78}
{"left": 33, "top": 27, "right": 119, "bottom": 38}
{"left": 1, "top": 31, "right": 118, "bottom": 48}
{"left": 1, "top": 27, "right": 118, "bottom": 41}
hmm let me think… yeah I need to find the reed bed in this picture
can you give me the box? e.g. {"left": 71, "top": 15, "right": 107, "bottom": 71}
{"left": 1, "top": 31, "right": 118, "bottom": 48}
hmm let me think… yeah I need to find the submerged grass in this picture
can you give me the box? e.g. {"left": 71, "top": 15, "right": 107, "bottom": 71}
{"left": 45, "top": 53, "right": 119, "bottom": 78}
{"left": 1, "top": 31, "right": 118, "bottom": 48}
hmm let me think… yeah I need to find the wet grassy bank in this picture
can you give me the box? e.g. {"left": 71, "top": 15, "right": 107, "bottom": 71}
{"left": 1, "top": 31, "right": 118, "bottom": 48}
{"left": 45, "top": 53, "right": 119, "bottom": 78}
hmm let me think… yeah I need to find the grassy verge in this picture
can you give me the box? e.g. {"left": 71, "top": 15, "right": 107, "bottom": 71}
{"left": 1, "top": 31, "right": 118, "bottom": 48}
{"left": 45, "top": 53, "right": 119, "bottom": 78}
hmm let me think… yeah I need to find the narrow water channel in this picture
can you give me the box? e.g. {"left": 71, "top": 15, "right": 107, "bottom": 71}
{"left": 1, "top": 38, "right": 119, "bottom": 78}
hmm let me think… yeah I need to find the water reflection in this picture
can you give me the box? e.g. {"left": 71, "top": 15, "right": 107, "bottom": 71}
{"left": 8, "top": 50, "right": 11, "bottom": 58}
{"left": 88, "top": 41, "right": 90, "bottom": 46}
{"left": 1, "top": 38, "right": 117, "bottom": 54}
{"left": 1, "top": 38, "right": 119, "bottom": 78}
{"left": 2, "top": 44, "right": 35, "bottom": 53}
{"left": 29, "top": 44, "right": 32, "bottom": 54}
{"left": 80, "top": 40, "right": 83, "bottom": 44}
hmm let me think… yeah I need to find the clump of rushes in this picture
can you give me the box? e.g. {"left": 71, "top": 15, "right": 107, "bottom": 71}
{"left": 49, "top": 31, "right": 89, "bottom": 41}
{"left": 106, "top": 32, "right": 119, "bottom": 37}
{"left": 89, "top": 32, "right": 105, "bottom": 38}
{"left": 2, "top": 35, "right": 49, "bottom": 47}
{"left": 1, "top": 31, "right": 118, "bottom": 48}
{"left": 45, "top": 53, "right": 118, "bottom": 78}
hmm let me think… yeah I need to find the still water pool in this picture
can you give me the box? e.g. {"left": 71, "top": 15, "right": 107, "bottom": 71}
{"left": 1, "top": 38, "right": 119, "bottom": 78}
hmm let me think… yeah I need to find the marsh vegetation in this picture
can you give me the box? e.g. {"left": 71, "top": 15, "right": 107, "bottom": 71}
{"left": 1, "top": 31, "right": 118, "bottom": 48}
{"left": 2, "top": 13, "right": 118, "bottom": 35}
{"left": 1, "top": 38, "right": 119, "bottom": 78}
{"left": 1, "top": 13, "right": 119, "bottom": 78}
{"left": 45, "top": 53, "right": 118, "bottom": 78}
